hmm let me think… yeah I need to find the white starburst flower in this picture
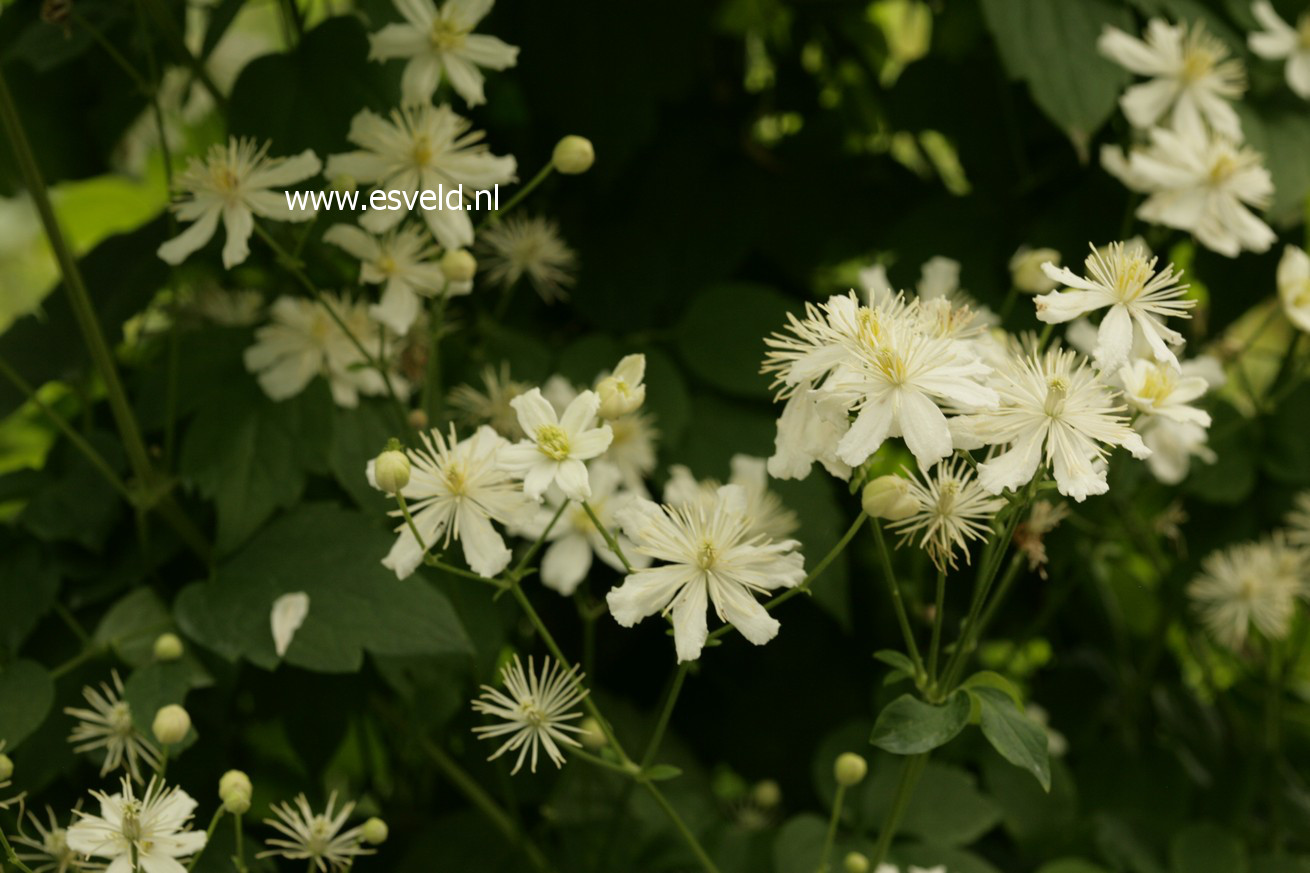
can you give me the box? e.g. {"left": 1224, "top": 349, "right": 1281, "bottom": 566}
{"left": 158, "top": 137, "right": 320, "bottom": 268}
{"left": 500, "top": 389, "right": 613, "bottom": 501}
{"left": 951, "top": 347, "right": 1151, "bottom": 502}
{"left": 260, "top": 793, "right": 373, "bottom": 873}
{"left": 1189, "top": 534, "right": 1306, "bottom": 649}
{"left": 1036, "top": 242, "right": 1194, "bottom": 372}
{"left": 323, "top": 223, "right": 451, "bottom": 334}
{"left": 11, "top": 807, "right": 82, "bottom": 873}
{"left": 476, "top": 215, "right": 577, "bottom": 302}
{"left": 1098, "top": 18, "right": 1246, "bottom": 139}
{"left": 517, "top": 462, "right": 649, "bottom": 596}
{"left": 1286, "top": 491, "right": 1310, "bottom": 547}
{"left": 607, "top": 484, "right": 806, "bottom": 662}
{"left": 1249, "top": 1, "right": 1310, "bottom": 99}
{"left": 471, "top": 655, "right": 589, "bottom": 774}
{"left": 664, "top": 455, "right": 799, "bottom": 542}
{"left": 325, "top": 105, "right": 516, "bottom": 251}
{"left": 372, "top": 425, "right": 529, "bottom": 579}
{"left": 887, "top": 458, "right": 1007, "bottom": 571}
{"left": 1277, "top": 245, "right": 1310, "bottom": 333}
{"left": 1119, "top": 357, "right": 1216, "bottom": 484}
{"left": 1114, "top": 122, "right": 1275, "bottom": 258}
{"left": 368, "top": 0, "right": 518, "bottom": 107}
{"left": 859, "top": 260, "right": 996, "bottom": 338}
{"left": 448, "top": 362, "right": 531, "bottom": 438}
{"left": 243, "top": 293, "right": 409, "bottom": 408}
{"left": 65, "top": 672, "right": 162, "bottom": 782}
{"left": 67, "top": 778, "right": 207, "bottom": 873}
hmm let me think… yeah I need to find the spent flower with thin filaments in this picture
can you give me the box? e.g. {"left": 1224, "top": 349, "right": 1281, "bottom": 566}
{"left": 471, "top": 654, "right": 590, "bottom": 774}
{"left": 11, "top": 807, "right": 81, "bottom": 873}
{"left": 157, "top": 137, "right": 321, "bottom": 268}
{"left": 887, "top": 458, "right": 1007, "bottom": 571}
{"left": 1189, "top": 534, "right": 1306, "bottom": 649}
{"left": 448, "top": 362, "right": 531, "bottom": 438}
{"left": 260, "top": 793, "right": 374, "bottom": 873}
{"left": 66, "top": 777, "right": 207, "bottom": 873}
{"left": 65, "top": 671, "right": 162, "bottom": 782}
{"left": 477, "top": 214, "right": 578, "bottom": 302}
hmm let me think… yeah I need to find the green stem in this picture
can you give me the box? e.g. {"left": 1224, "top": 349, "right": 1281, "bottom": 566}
{"left": 71, "top": 10, "right": 153, "bottom": 94}
{"left": 706, "top": 512, "right": 867, "bottom": 644}
{"left": 184, "top": 808, "right": 225, "bottom": 872}
{"left": 942, "top": 551, "right": 1026, "bottom": 691}
{"left": 136, "top": 0, "right": 227, "bottom": 112}
{"left": 871, "top": 520, "right": 926, "bottom": 680}
{"left": 816, "top": 785, "right": 846, "bottom": 873}
{"left": 479, "top": 163, "right": 554, "bottom": 231}
{"left": 233, "top": 813, "right": 247, "bottom": 873}
{"left": 868, "top": 753, "right": 928, "bottom": 870}
{"left": 50, "top": 643, "right": 107, "bottom": 679}
{"left": 0, "top": 825, "right": 39, "bottom": 873}
{"left": 640, "top": 780, "right": 722, "bottom": 873}
{"left": 421, "top": 293, "right": 449, "bottom": 421}
{"left": 640, "top": 663, "right": 689, "bottom": 769}
{"left": 421, "top": 738, "right": 556, "bottom": 873}
{"left": 508, "top": 500, "right": 569, "bottom": 581}
{"left": 572, "top": 747, "right": 633, "bottom": 776}
{"left": 395, "top": 493, "right": 427, "bottom": 552}
{"left": 582, "top": 501, "right": 634, "bottom": 573}
{"left": 927, "top": 568, "right": 947, "bottom": 683}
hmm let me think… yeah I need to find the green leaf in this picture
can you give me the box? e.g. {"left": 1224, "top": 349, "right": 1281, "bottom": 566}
{"left": 0, "top": 660, "right": 55, "bottom": 750}
{"left": 1037, "top": 861, "right": 1113, "bottom": 873}
{"left": 1184, "top": 400, "right": 1255, "bottom": 503}
{"left": 643, "top": 764, "right": 683, "bottom": 781}
{"left": 1169, "top": 823, "right": 1248, "bottom": 873}
{"left": 869, "top": 691, "right": 970, "bottom": 755}
{"left": 19, "top": 430, "right": 125, "bottom": 551}
{"left": 328, "top": 398, "right": 396, "bottom": 514}
{"left": 174, "top": 502, "right": 473, "bottom": 673}
{"left": 94, "top": 588, "right": 174, "bottom": 667}
{"left": 0, "top": 541, "right": 59, "bottom": 655}
{"left": 675, "top": 282, "right": 793, "bottom": 398}
{"left": 884, "top": 762, "right": 1002, "bottom": 846}
{"left": 1250, "top": 856, "right": 1310, "bottom": 873}
{"left": 897, "top": 843, "right": 1004, "bottom": 873}
{"left": 961, "top": 670, "right": 1024, "bottom": 707}
{"left": 773, "top": 814, "right": 872, "bottom": 873}
{"left": 1263, "top": 383, "right": 1310, "bottom": 485}
{"left": 980, "top": 0, "right": 1132, "bottom": 155}
{"left": 969, "top": 686, "right": 1051, "bottom": 791}
{"left": 179, "top": 377, "right": 333, "bottom": 555}
{"left": 874, "top": 649, "right": 917, "bottom": 675}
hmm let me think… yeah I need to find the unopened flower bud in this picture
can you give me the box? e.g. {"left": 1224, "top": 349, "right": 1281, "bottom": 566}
{"left": 219, "top": 770, "right": 252, "bottom": 814}
{"left": 752, "top": 779, "right": 781, "bottom": 809}
{"left": 360, "top": 817, "right": 389, "bottom": 845}
{"left": 440, "top": 248, "right": 477, "bottom": 282}
{"left": 153, "top": 632, "right": 184, "bottom": 661}
{"left": 596, "top": 353, "right": 646, "bottom": 419}
{"left": 861, "top": 475, "right": 920, "bottom": 521}
{"left": 578, "top": 717, "right": 607, "bottom": 750}
{"left": 843, "top": 851, "right": 870, "bottom": 873}
{"left": 834, "top": 752, "right": 867, "bottom": 787}
{"left": 330, "top": 174, "right": 357, "bottom": 194}
{"left": 0, "top": 753, "right": 13, "bottom": 782}
{"left": 373, "top": 447, "right": 411, "bottom": 494}
{"left": 1009, "top": 247, "right": 1061, "bottom": 294}
{"left": 552, "top": 135, "right": 595, "bottom": 174}
{"left": 407, "top": 408, "right": 429, "bottom": 430}
{"left": 152, "top": 704, "right": 191, "bottom": 745}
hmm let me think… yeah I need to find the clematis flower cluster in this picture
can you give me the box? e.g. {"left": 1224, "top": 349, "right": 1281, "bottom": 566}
{"left": 1097, "top": 13, "right": 1276, "bottom": 257}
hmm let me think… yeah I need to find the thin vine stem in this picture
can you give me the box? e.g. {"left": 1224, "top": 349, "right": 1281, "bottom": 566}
{"left": 582, "top": 500, "right": 634, "bottom": 573}
{"left": 871, "top": 519, "right": 926, "bottom": 680}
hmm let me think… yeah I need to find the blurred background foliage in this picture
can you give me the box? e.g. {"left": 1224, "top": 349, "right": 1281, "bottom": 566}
{"left": 1, "top": 0, "right": 1310, "bottom": 871}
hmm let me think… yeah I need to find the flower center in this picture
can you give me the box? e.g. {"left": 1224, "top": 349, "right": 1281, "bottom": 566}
{"left": 873, "top": 348, "right": 909, "bottom": 385}
{"left": 305, "top": 817, "right": 334, "bottom": 856}
{"left": 119, "top": 804, "right": 143, "bottom": 843}
{"left": 411, "top": 135, "right": 434, "bottom": 167}
{"left": 695, "top": 539, "right": 718, "bottom": 570}
{"left": 1044, "top": 377, "right": 1069, "bottom": 417}
{"left": 535, "top": 425, "right": 572, "bottom": 460}
{"left": 443, "top": 464, "right": 468, "bottom": 495}
{"left": 1299, "top": 14, "right": 1310, "bottom": 49}
{"left": 1137, "top": 367, "right": 1175, "bottom": 406}
{"left": 1293, "top": 278, "right": 1310, "bottom": 308}
{"left": 429, "top": 15, "right": 468, "bottom": 50}
{"left": 209, "top": 164, "right": 242, "bottom": 199}
{"left": 1180, "top": 46, "right": 1215, "bottom": 83}
{"left": 109, "top": 702, "right": 135, "bottom": 738}
{"left": 1208, "top": 153, "right": 1240, "bottom": 185}
{"left": 377, "top": 254, "right": 398, "bottom": 275}
{"left": 518, "top": 700, "right": 548, "bottom": 727}
{"left": 936, "top": 479, "right": 961, "bottom": 516}
{"left": 1111, "top": 254, "right": 1151, "bottom": 301}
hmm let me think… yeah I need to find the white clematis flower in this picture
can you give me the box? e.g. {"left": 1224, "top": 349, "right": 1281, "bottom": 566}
{"left": 369, "top": 0, "right": 519, "bottom": 107}
{"left": 1098, "top": 18, "right": 1246, "bottom": 139}
{"left": 1277, "top": 245, "right": 1310, "bottom": 333}
{"left": 607, "top": 484, "right": 805, "bottom": 662}
{"left": 158, "top": 138, "right": 320, "bottom": 268}
{"left": 951, "top": 346, "right": 1151, "bottom": 502}
{"left": 67, "top": 778, "right": 207, "bottom": 873}
{"left": 1036, "top": 242, "right": 1194, "bottom": 372}
{"left": 1248, "top": 1, "right": 1310, "bottom": 99}
{"left": 664, "top": 455, "right": 799, "bottom": 542}
{"left": 323, "top": 223, "right": 455, "bottom": 334}
{"left": 1119, "top": 357, "right": 1216, "bottom": 484}
{"left": 500, "top": 389, "right": 613, "bottom": 501}
{"left": 325, "top": 105, "right": 515, "bottom": 251}
{"left": 374, "top": 426, "right": 530, "bottom": 579}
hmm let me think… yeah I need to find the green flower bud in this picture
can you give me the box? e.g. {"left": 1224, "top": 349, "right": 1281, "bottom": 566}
{"left": 552, "top": 135, "right": 595, "bottom": 174}
{"left": 440, "top": 248, "right": 477, "bottom": 282}
{"left": 373, "top": 448, "right": 411, "bottom": 494}
{"left": 0, "top": 752, "right": 13, "bottom": 782}
{"left": 752, "top": 779, "right": 781, "bottom": 809}
{"left": 152, "top": 704, "right": 191, "bottom": 745}
{"left": 219, "top": 770, "right": 252, "bottom": 814}
{"left": 153, "top": 632, "right": 184, "bottom": 662}
{"left": 833, "top": 752, "right": 867, "bottom": 787}
{"left": 843, "top": 851, "right": 870, "bottom": 873}
{"left": 360, "top": 817, "right": 389, "bottom": 845}
{"left": 578, "top": 717, "right": 607, "bottom": 751}
{"left": 861, "top": 475, "right": 921, "bottom": 521}
{"left": 1009, "top": 246, "right": 1061, "bottom": 294}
